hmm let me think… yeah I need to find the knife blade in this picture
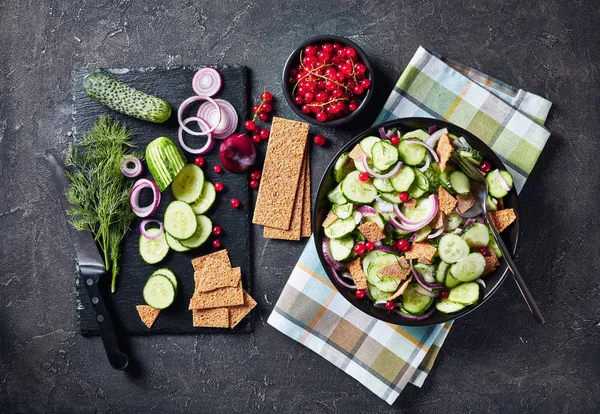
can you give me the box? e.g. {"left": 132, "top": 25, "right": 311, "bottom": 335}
{"left": 46, "top": 151, "right": 129, "bottom": 370}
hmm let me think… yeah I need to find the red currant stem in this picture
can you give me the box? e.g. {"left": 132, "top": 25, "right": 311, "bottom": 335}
{"left": 252, "top": 95, "right": 267, "bottom": 122}
{"left": 291, "top": 62, "right": 339, "bottom": 97}
{"left": 349, "top": 56, "right": 357, "bottom": 83}
{"left": 305, "top": 97, "right": 349, "bottom": 108}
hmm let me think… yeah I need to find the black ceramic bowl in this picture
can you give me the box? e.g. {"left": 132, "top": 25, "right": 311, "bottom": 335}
{"left": 313, "top": 118, "right": 520, "bottom": 326}
{"left": 281, "top": 35, "right": 374, "bottom": 127}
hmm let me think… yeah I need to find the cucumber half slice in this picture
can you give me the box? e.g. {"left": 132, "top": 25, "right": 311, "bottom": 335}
{"left": 172, "top": 163, "right": 205, "bottom": 203}
{"left": 164, "top": 200, "right": 197, "bottom": 239}
{"left": 143, "top": 274, "right": 176, "bottom": 309}
{"left": 139, "top": 228, "right": 169, "bottom": 264}
{"left": 191, "top": 181, "right": 216, "bottom": 214}
{"left": 180, "top": 215, "right": 212, "bottom": 249}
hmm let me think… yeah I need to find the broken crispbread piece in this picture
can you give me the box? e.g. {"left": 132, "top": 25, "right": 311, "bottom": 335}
{"left": 436, "top": 133, "right": 453, "bottom": 172}
{"left": 192, "top": 308, "right": 229, "bottom": 328}
{"left": 253, "top": 117, "right": 309, "bottom": 229}
{"left": 195, "top": 266, "right": 242, "bottom": 293}
{"left": 456, "top": 193, "right": 478, "bottom": 213}
{"left": 347, "top": 258, "right": 368, "bottom": 290}
{"left": 322, "top": 210, "right": 338, "bottom": 229}
{"left": 136, "top": 305, "right": 160, "bottom": 329}
{"left": 300, "top": 158, "right": 312, "bottom": 238}
{"left": 438, "top": 186, "right": 457, "bottom": 215}
{"left": 404, "top": 242, "right": 437, "bottom": 264}
{"left": 188, "top": 282, "right": 244, "bottom": 310}
{"left": 403, "top": 198, "right": 417, "bottom": 210}
{"left": 489, "top": 208, "right": 517, "bottom": 232}
{"left": 229, "top": 291, "right": 257, "bottom": 329}
{"left": 379, "top": 256, "right": 411, "bottom": 279}
{"left": 358, "top": 221, "right": 385, "bottom": 243}
{"left": 387, "top": 276, "right": 412, "bottom": 301}
{"left": 482, "top": 249, "right": 500, "bottom": 276}
{"left": 191, "top": 249, "right": 231, "bottom": 272}
{"left": 430, "top": 211, "right": 445, "bottom": 230}
{"left": 348, "top": 144, "right": 367, "bottom": 161}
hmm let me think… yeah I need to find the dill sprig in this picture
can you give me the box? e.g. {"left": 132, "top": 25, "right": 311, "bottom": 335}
{"left": 65, "top": 115, "right": 138, "bottom": 293}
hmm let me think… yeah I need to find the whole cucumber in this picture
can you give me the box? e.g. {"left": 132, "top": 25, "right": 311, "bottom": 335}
{"left": 83, "top": 72, "right": 171, "bottom": 123}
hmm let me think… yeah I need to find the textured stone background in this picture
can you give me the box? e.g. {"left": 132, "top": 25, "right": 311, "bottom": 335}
{"left": 1, "top": 1, "right": 598, "bottom": 412}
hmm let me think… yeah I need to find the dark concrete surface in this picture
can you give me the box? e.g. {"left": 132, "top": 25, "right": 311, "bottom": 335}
{"left": 1, "top": 0, "right": 598, "bottom": 412}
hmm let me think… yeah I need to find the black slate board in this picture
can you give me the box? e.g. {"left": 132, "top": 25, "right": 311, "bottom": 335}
{"left": 72, "top": 65, "right": 252, "bottom": 335}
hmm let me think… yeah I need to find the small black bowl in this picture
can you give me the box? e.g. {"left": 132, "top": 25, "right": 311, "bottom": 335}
{"left": 281, "top": 35, "right": 375, "bottom": 127}
{"left": 312, "top": 118, "right": 520, "bottom": 326}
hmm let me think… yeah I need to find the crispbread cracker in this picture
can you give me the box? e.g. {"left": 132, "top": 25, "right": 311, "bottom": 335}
{"left": 195, "top": 266, "right": 242, "bottom": 293}
{"left": 229, "top": 290, "right": 257, "bottom": 328}
{"left": 192, "top": 250, "right": 231, "bottom": 272}
{"left": 403, "top": 198, "right": 417, "bottom": 210}
{"left": 438, "top": 186, "right": 457, "bottom": 215}
{"left": 136, "top": 305, "right": 160, "bottom": 329}
{"left": 300, "top": 157, "right": 312, "bottom": 238}
{"left": 322, "top": 210, "right": 338, "bottom": 229}
{"left": 405, "top": 242, "right": 437, "bottom": 264}
{"left": 379, "top": 256, "right": 411, "bottom": 279}
{"left": 489, "top": 208, "right": 517, "bottom": 232}
{"left": 358, "top": 221, "right": 385, "bottom": 243}
{"left": 387, "top": 276, "right": 412, "bottom": 301}
{"left": 456, "top": 193, "right": 478, "bottom": 213}
{"left": 347, "top": 258, "right": 368, "bottom": 290}
{"left": 482, "top": 249, "right": 500, "bottom": 276}
{"left": 188, "top": 282, "right": 244, "bottom": 310}
{"left": 436, "top": 133, "right": 453, "bottom": 171}
{"left": 192, "top": 308, "right": 229, "bottom": 328}
{"left": 348, "top": 144, "right": 367, "bottom": 161}
{"left": 430, "top": 211, "right": 445, "bottom": 230}
{"left": 253, "top": 117, "right": 309, "bottom": 229}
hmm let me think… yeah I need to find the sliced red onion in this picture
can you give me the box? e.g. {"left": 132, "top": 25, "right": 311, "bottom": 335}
{"left": 361, "top": 155, "right": 403, "bottom": 179}
{"left": 493, "top": 169, "right": 512, "bottom": 191}
{"left": 477, "top": 216, "right": 485, "bottom": 224}
{"left": 390, "top": 215, "right": 426, "bottom": 233}
{"left": 475, "top": 278, "right": 487, "bottom": 289}
{"left": 453, "top": 228, "right": 463, "bottom": 234}
{"left": 178, "top": 117, "right": 214, "bottom": 154}
{"left": 364, "top": 286, "right": 373, "bottom": 301}
{"left": 385, "top": 130, "right": 395, "bottom": 139}
{"left": 393, "top": 195, "right": 439, "bottom": 229}
{"left": 197, "top": 98, "right": 238, "bottom": 140}
{"left": 427, "top": 227, "right": 445, "bottom": 239}
{"left": 414, "top": 285, "right": 439, "bottom": 298}
{"left": 139, "top": 219, "right": 164, "bottom": 240}
{"left": 458, "top": 136, "right": 471, "bottom": 148}
{"left": 357, "top": 205, "right": 377, "bottom": 216}
{"left": 322, "top": 237, "right": 344, "bottom": 271}
{"left": 492, "top": 198, "right": 498, "bottom": 205}
{"left": 375, "top": 196, "right": 394, "bottom": 213}
{"left": 130, "top": 178, "right": 161, "bottom": 218}
{"left": 191, "top": 67, "right": 222, "bottom": 97}
{"left": 464, "top": 218, "right": 476, "bottom": 228}
{"left": 428, "top": 125, "right": 438, "bottom": 134}
{"left": 417, "top": 153, "right": 431, "bottom": 172}
{"left": 409, "top": 234, "right": 417, "bottom": 242}
{"left": 378, "top": 127, "right": 387, "bottom": 139}
{"left": 393, "top": 306, "right": 436, "bottom": 320}
{"left": 120, "top": 155, "right": 142, "bottom": 178}
{"left": 456, "top": 203, "right": 483, "bottom": 219}
{"left": 403, "top": 140, "right": 440, "bottom": 163}
{"left": 177, "top": 95, "right": 220, "bottom": 136}
{"left": 331, "top": 267, "right": 357, "bottom": 290}
{"left": 354, "top": 211, "right": 363, "bottom": 225}
{"left": 374, "top": 299, "right": 388, "bottom": 306}
{"left": 341, "top": 272, "right": 354, "bottom": 280}
{"left": 410, "top": 260, "right": 444, "bottom": 290}
{"left": 425, "top": 128, "right": 447, "bottom": 147}
{"left": 376, "top": 244, "right": 397, "bottom": 254}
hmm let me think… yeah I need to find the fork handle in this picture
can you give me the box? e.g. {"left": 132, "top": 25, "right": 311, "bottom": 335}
{"left": 487, "top": 215, "right": 545, "bottom": 324}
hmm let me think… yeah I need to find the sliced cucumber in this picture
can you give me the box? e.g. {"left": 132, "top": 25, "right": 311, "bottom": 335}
{"left": 438, "top": 170, "right": 453, "bottom": 194}
{"left": 414, "top": 226, "right": 431, "bottom": 242}
{"left": 438, "top": 234, "right": 470, "bottom": 263}
{"left": 448, "top": 282, "right": 480, "bottom": 305}
{"left": 402, "top": 283, "right": 433, "bottom": 314}
{"left": 414, "top": 263, "right": 436, "bottom": 283}
{"left": 367, "top": 254, "right": 401, "bottom": 292}
{"left": 448, "top": 171, "right": 471, "bottom": 195}
{"left": 191, "top": 181, "right": 216, "bottom": 214}
{"left": 324, "top": 216, "right": 356, "bottom": 239}
{"left": 462, "top": 223, "right": 490, "bottom": 248}
{"left": 368, "top": 283, "right": 389, "bottom": 301}
{"left": 333, "top": 152, "right": 354, "bottom": 183}
{"left": 401, "top": 197, "right": 433, "bottom": 222}
{"left": 436, "top": 261, "right": 450, "bottom": 284}
{"left": 164, "top": 201, "right": 197, "bottom": 240}
{"left": 362, "top": 250, "right": 385, "bottom": 274}
{"left": 373, "top": 177, "right": 395, "bottom": 192}
{"left": 379, "top": 192, "right": 401, "bottom": 204}
{"left": 486, "top": 170, "right": 514, "bottom": 198}
{"left": 435, "top": 299, "right": 466, "bottom": 313}
{"left": 450, "top": 253, "right": 486, "bottom": 282}
{"left": 398, "top": 139, "right": 427, "bottom": 166}
{"left": 180, "top": 215, "right": 212, "bottom": 249}
{"left": 143, "top": 274, "right": 176, "bottom": 309}
{"left": 139, "top": 228, "right": 169, "bottom": 264}
{"left": 152, "top": 268, "right": 178, "bottom": 292}
{"left": 458, "top": 148, "right": 482, "bottom": 166}
{"left": 145, "top": 137, "right": 187, "bottom": 191}
{"left": 327, "top": 183, "right": 348, "bottom": 205}
{"left": 401, "top": 129, "right": 430, "bottom": 141}
{"left": 359, "top": 136, "right": 381, "bottom": 157}
{"left": 444, "top": 272, "right": 462, "bottom": 288}
{"left": 341, "top": 171, "right": 377, "bottom": 204}
{"left": 364, "top": 213, "right": 385, "bottom": 230}
{"left": 371, "top": 141, "right": 399, "bottom": 172}
{"left": 487, "top": 231, "right": 503, "bottom": 258}
{"left": 172, "top": 164, "right": 205, "bottom": 204}
{"left": 165, "top": 232, "right": 190, "bottom": 252}
{"left": 409, "top": 169, "right": 429, "bottom": 198}
{"left": 446, "top": 212, "right": 464, "bottom": 230}
{"left": 329, "top": 235, "right": 354, "bottom": 261}
{"left": 332, "top": 203, "right": 354, "bottom": 219}
{"left": 390, "top": 165, "right": 416, "bottom": 192}
{"left": 486, "top": 195, "right": 499, "bottom": 212}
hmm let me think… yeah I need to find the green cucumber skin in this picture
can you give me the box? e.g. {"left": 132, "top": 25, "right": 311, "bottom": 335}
{"left": 83, "top": 72, "right": 172, "bottom": 123}
{"left": 146, "top": 137, "right": 186, "bottom": 191}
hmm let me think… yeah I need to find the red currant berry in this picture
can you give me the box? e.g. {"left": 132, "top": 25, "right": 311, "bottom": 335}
{"left": 301, "top": 105, "right": 311, "bottom": 114}
{"left": 360, "top": 79, "right": 371, "bottom": 89}
{"left": 214, "top": 182, "right": 224, "bottom": 192}
{"left": 358, "top": 172, "right": 370, "bottom": 182}
{"left": 355, "top": 289, "right": 366, "bottom": 299}
{"left": 354, "top": 63, "right": 366, "bottom": 76}
{"left": 334, "top": 72, "right": 345, "bottom": 83}
{"left": 331, "top": 88, "right": 343, "bottom": 98}
{"left": 304, "top": 91, "right": 314, "bottom": 103}
{"left": 260, "top": 129, "right": 270, "bottom": 140}
{"left": 212, "top": 225, "right": 222, "bottom": 236}
{"left": 353, "top": 242, "right": 366, "bottom": 255}
{"left": 479, "top": 247, "right": 490, "bottom": 256}
{"left": 348, "top": 100, "right": 358, "bottom": 112}
{"left": 230, "top": 198, "right": 240, "bottom": 208}
{"left": 345, "top": 47, "right": 357, "bottom": 58}
{"left": 399, "top": 192, "right": 410, "bottom": 202}
{"left": 313, "top": 134, "right": 326, "bottom": 146}
{"left": 365, "top": 241, "right": 375, "bottom": 251}
{"left": 316, "top": 111, "right": 328, "bottom": 122}
{"left": 440, "top": 289, "right": 450, "bottom": 300}
{"left": 353, "top": 85, "right": 364, "bottom": 95}
{"left": 304, "top": 81, "right": 316, "bottom": 92}
{"left": 324, "top": 80, "right": 337, "bottom": 91}
{"left": 304, "top": 45, "right": 316, "bottom": 55}
{"left": 479, "top": 160, "right": 492, "bottom": 173}
{"left": 253, "top": 104, "right": 261, "bottom": 114}
{"left": 212, "top": 239, "right": 221, "bottom": 249}
{"left": 385, "top": 300, "right": 395, "bottom": 311}
{"left": 260, "top": 102, "right": 272, "bottom": 113}
{"left": 250, "top": 170, "right": 261, "bottom": 180}
{"left": 253, "top": 125, "right": 261, "bottom": 134}
{"left": 396, "top": 239, "right": 411, "bottom": 252}
{"left": 332, "top": 42, "right": 342, "bottom": 51}
{"left": 250, "top": 179, "right": 259, "bottom": 189}
{"left": 390, "top": 136, "right": 400, "bottom": 145}
{"left": 258, "top": 112, "right": 269, "bottom": 122}
{"left": 213, "top": 165, "right": 222, "bottom": 173}
{"left": 252, "top": 134, "right": 261, "bottom": 143}
{"left": 322, "top": 43, "right": 334, "bottom": 53}
{"left": 261, "top": 91, "right": 273, "bottom": 102}
{"left": 194, "top": 157, "right": 205, "bottom": 167}
{"left": 294, "top": 95, "right": 304, "bottom": 105}
{"left": 317, "top": 50, "right": 330, "bottom": 62}
{"left": 244, "top": 120, "right": 255, "bottom": 131}
{"left": 315, "top": 91, "right": 328, "bottom": 103}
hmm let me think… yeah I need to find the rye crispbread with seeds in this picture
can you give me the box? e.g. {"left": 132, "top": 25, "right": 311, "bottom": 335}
{"left": 229, "top": 290, "right": 257, "bottom": 329}
{"left": 188, "top": 282, "right": 244, "bottom": 310}
{"left": 482, "top": 249, "right": 500, "bottom": 276}
{"left": 405, "top": 242, "right": 437, "bottom": 264}
{"left": 192, "top": 249, "right": 231, "bottom": 272}
{"left": 387, "top": 276, "right": 412, "bottom": 301}
{"left": 358, "top": 221, "right": 385, "bottom": 243}
{"left": 430, "top": 211, "right": 445, "bottom": 230}
{"left": 347, "top": 258, "right": 368, "bottom": 290}
{"left": 192, "top": 308, "right": 229, "bottom": 328}
{"left": 264, "top": 153, "right": 306, "bottom": 240}
{"left": 438, "top": 186, "right": 457, "bottom": 215}
{"left": 489, "top": 208, "right": 517, "bottom": 232}
{"left": 379, "top": 256, "right": 411, "bottom": 279}
{"left": 136, "top": 305, "right": 160, "bottom": 329}
{"left": 252, "top": 117, "right": 309, "bottom": 229}
{"left": 456, "top": 193, "right": 478, "bottom": 213}
{"left": 322, "top": 210, "right": 338, "bottom": 229}
{"left": 348, "top": 144, "right": 367, "bottom": 161}
{"left": 300, "top": 158, "right": 312, "bottom": 237}
{"left": 403, "top": 198, "right": 417, "bottom": 210}
{"left": 194, "top": 266, "right": 242, "bottom": 293}
{"left": 436, "top": 133, "right": 453, "bottom": 171}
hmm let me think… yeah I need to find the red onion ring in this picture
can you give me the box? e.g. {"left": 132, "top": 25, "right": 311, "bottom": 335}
{"left": 475, "top": 278, "right": 487, "bottom": 289}
{"left": 427, "top": 227, "right": 445, "bottom": 239}
{"left": 357, "top": 206, "right": 377, "bottom": 216}
{"left": 192, "top": 67, "right": 222, "bottom": 97}
{"left": 378, "top": 127, "right": 387, "bottom": 139}
{"left": 130, "top": 178, "right": 161, "bottom": 218}
{"left": 410, "top": 260, "right": 444, "bottom": 291}
{"left": 120, "top": 155, "right": 142, "bottom": 178}
{"left": 402, "top": 139, "right": 440, "bottom": 163}
{"left": 361, "top": 155, "right": 403, "bottom": 179}
{"left": 340, "top": 272, "right": 354, "bottom": 280}
{"left": 385, "top": 130, "right": 395, "bottom": 139}
{"left": 178, "top": 117, "right": 214, "bottom": 154}
{"left": 417, "top": 153, "right": 431, "bottom": 172}
{"left": 464, "top": 218, "right": 476, "bottom": 228}
{"left": 425, "top": 128, "right": 447, "bottom": 147}
{"left": 331, "top": 267, "right": 357, "bottom": 290}
{"left": 453, "top": 228, "right": 463, "bottom": 234}
{"left": 375, "top": 196, "right": 394, "bottom": 213}
{"left": 393, "top": 195, "right": 439, "bottom": 227}
{"left": 354, "top": 211, "right": 363, "bottom": 224}
{"left": 375, "top": 244, "right": 397, "bottom": 254}
{"left": 414, "top": 285, "right": 439, "bottom": 298}
{"left": 139, "top": 219, "right": 164, "bottom": 240}
{"left": 322, "top": 237, "right": 344, "bottom": 271}
{"left": 177, "top": 95, "right": 221, "bottom": 136}
{"left": 393, "top": 306, "right": 436, "bottom": 320}
{"left": 197, "top": 99, "right": 239, "bottom": 140}
{"left": 493, "top": 169, "right": 512, "bottom": 191}
{"left": 477, "top": 216, "right": 485, "bottom": 224}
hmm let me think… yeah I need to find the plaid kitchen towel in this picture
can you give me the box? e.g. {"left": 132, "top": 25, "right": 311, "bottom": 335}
{"left": 268, "top": 46, "right": 552, "bottom": 405}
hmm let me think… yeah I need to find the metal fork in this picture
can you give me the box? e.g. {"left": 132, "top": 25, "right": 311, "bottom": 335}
{"left": 450, "top": 152, "right": 545, "bottom": 324}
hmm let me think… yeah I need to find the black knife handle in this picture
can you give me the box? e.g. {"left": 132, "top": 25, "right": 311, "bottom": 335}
{"left": 80, "top": 266, "right": 129, "bottom": 370}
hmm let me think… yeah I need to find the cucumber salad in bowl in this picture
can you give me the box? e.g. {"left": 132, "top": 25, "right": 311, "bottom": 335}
{"left": 321, "top": 125, "right": 517, "bottom": 321}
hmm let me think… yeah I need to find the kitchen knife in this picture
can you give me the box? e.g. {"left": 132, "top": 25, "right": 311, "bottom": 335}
{"left": 46, "top": 151, "right": 129, "bottom": 370}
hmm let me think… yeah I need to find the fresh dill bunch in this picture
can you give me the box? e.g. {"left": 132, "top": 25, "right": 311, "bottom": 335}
{"left": 65, "top": 115, "right": 138, "bottom": 293}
